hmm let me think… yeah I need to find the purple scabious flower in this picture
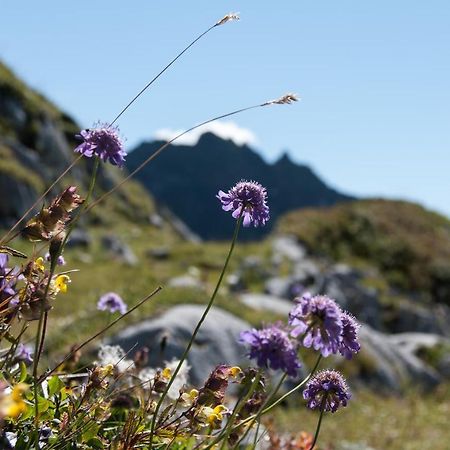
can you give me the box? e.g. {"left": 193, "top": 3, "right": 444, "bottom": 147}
{"left": 14, "top": 343, "right": 33, "bottom": 366}
{"left": 217, "top": 180, "right": 269, "bottom": 227}
{"left": 339, "top": 312, "right": 361, "bottom": 359}
{"left": 97, "top": 292, "right": 127, "bottom": 314}
{"left": 239, "top": 323, "right": 301, "bottom": 377}
{"left": 303, "top": 369, "right": 350, "bottom": 413}
{"left": 75, "top": 124, "right": 126, "bottom": 167}
{"left": 289, "top": 294, "right": 343, "bottom": 357}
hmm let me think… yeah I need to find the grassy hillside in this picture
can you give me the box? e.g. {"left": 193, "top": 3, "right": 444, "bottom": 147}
{"left": 278, "top": 199, "right": 450, "bottom": 302}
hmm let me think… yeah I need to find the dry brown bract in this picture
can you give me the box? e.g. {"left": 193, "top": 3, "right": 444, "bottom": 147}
{"left": 266, "top": 93, "right": 299, "bottom": 105}
{"left": 216, "top": 13, "right": 240, "bottom": 26}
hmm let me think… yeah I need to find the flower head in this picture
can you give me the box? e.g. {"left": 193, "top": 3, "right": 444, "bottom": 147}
{"left": 45, "top": 252, "right": 66, "bottom": 266}
{"left": 97, "top": 344, "right": 134, "bottom": 373}
{"left": 217, "top": 180, "right": 269, "bottom": 227}
{"left": 53, "top": 275, "right": 71, "bottom": 294}
{"left": 239, "top": 323, "right": 301, "bottom": 377}
{"left": 289, "top": 294, "right": 343, "bottom": 357}
{"left": 14, "top": 344, "right": 33, "bottom": 366}
{"left": 339, "top": 312, "right": 361, "bottom": 359}
{"left": 97, "top": 292, "right": 127, "bottom": 314}
{"left": 0, "top": 255, "right": 17, "bottom": 301}
{"left": 75, "top": 124, "right": 126, "bottom": 167}
{"left": 303, "top": 370, "right": 350, "bottom": 413}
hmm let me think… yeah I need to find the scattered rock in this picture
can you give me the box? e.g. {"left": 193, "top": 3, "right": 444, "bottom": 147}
{"left": 239, "top": 293, "right": 293, "bottom": 316}
{"left": 168, "top": 275, "right": 203, "bottom": 290}
{"left": 319, "top": 264, "right": 382, "bottom": 329}
{"left": 149, "top": 213, "right": 164, "bottom": 228}
{"left": 147, "top": 247, "right": 171, "bottom": 260}
{"left": 271, "top": 235, "right": 306, "bottom": 263}
{"left": 101, "top": 235, "right": 137, "bottom": 265}
{"left": 66, "top": 229, "right": 91, "bottom": 248}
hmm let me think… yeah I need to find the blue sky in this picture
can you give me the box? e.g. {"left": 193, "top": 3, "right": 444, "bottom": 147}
{"left": 2, "top": 1, "right": 449, "bottom": 216}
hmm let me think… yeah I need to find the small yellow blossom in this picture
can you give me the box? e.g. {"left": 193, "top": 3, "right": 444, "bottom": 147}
{"left": 181, "top": 388, "right": 199, "bottom": 406}
{"left": 162, "top": 367, "right": 172, "bottom": 379}
{"left": 54, "top": 274, "right": 71, "bottom": 294}
{"left": 229, "top": 366, "right": 242, "bottom": 377}
{"left": 199, "top": 404, "right": 228, "bottom": 428}
{"left": 34, "top": 257, "right": 45, "bottom": 272}
{"left": 0, "top": 383, "right": 28, "bottom": 419}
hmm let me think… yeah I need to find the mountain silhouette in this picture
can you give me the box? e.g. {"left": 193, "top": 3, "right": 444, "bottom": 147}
{"left": 127, "top": 132, "right": 354, "bottom": 240}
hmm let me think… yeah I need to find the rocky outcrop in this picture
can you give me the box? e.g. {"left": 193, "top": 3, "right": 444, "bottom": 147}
{"left": 109, "top": 305, "right": 251, "bottom": 385}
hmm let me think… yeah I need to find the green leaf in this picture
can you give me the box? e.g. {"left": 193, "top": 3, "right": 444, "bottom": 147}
{"left": 85, "top": 437, "right": 104, "bottom": 449}
{"left": 19, "top": 361, "right": 28, "bottom": 383}
{"left": 48, "top": 375, "right": 64, "bottom": 397}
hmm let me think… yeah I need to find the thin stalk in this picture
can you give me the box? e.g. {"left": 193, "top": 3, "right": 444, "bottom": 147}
{"left": 35, "top": 157, "right": 100, "bottom": 369}
{"left": 148, "top": 213, "right": 244, "bottom": 445}
{"left": 216, "top": 371, "right": 262, "bottom": 450}
{"left": 232, "top": 355, "right": 322, "bottom": 434}
{"left": 309, "top": 400, "right": 326, "bottom": 450}
{"left": 108, "top": 18, "right": 225, "bottom": 127}
{"left": 86, "top": 102, "right": 268, "bottom": 214}
{"left": 235, "top": 373, "right": 287, "bottom": 448}
{"left": 37, "top": 286, "right": 162, "bottom": 384}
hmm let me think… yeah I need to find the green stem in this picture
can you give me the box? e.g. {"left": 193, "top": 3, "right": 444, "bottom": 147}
{"left": 217, "top": 371, "right": 262, "bottom": 450}
{"left": 148, "top": 213, "right": 244, "bottom": 446}
{"left": 233, "top": 355, "right": 322, "bottom": 434}
{"left": 32, "top": 158, "right": 99, "bottom": 449}
{"left": 232, "top": 373, "right": 287, "bottom": 449}
{"left": 309, "top": 400, "right": 326, "bottom": 450}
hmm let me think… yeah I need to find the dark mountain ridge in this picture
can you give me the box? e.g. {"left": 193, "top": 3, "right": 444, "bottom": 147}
{"left": 127, "top": 132, "right": 354, "bottom": 240}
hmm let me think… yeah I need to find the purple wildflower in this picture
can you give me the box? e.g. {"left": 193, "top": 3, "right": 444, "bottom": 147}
{"left": 289, "top": 294, "right": 343, "bottom": 357}
{"left": 239, "top": 323, "right": 301, "bottom": 377}
{"left": 97, "top": 292, "right": 127, "bottom": 314}
{"left": 303, "top": 369, "right": 350, "bottom": 413}
{"left": 217, "top": 180, "right": 269, "bottom": 227}
{"left": 45, "top": 252, "right": 66, "bottom": 266}
{"left": 0, "top": 255, "right": 17, "bottom": 301}
{"left": 14, "top": 343, "right": 33, "bottom": 366}
{"left": 339, "top": 312, "right": 361, "bottom": 359}
{"left": 75, "top": 124, "right": 126, "bottom": 167}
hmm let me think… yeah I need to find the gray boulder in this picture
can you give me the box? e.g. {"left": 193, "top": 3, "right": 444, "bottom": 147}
{"left": 357, "top": 326, "right": 443, "bottom": 391}
{"left": 109, "top": 305, "right": 251, "bottom": 385}
{"left": 318, "top": 264, "right": 382, "bottom": 329}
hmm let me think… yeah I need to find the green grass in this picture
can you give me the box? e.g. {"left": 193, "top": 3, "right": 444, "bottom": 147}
{"left": 273, "top": 385, "right": 450, "bottom": 450}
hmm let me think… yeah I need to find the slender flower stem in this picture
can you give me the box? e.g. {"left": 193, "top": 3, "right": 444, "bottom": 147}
{"left": 148, "top": 213, "right": 244, "bottom": 445}
{"left": 235, "top": 373, "right": 288, "bottom": 448}
{"left": 0, "top": 15, "right": 231, "bottom": 247}
{"left": 37, "top": 286, "right": 162, "bottom": 384}
{"left": 309, "top": 399, "right": 326, "bottom": 450}
{"left": 35, "top": 157, "right": 100, "bottom": 370}
{"left": 86, "top": 103, "right": 268, "bottom": 214}
{"left": 108, "top": 19, "right": 224, "bottom": 127}
{"left": 217, "top": 371, "right": 262, "bottom": 450}
{"left": 231, "top": 354, "right": 322, "bottom": 435}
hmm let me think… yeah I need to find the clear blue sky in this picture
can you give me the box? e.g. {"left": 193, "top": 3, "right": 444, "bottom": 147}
{"left": 2, "top": 1, "right": 449, "bottom": 216}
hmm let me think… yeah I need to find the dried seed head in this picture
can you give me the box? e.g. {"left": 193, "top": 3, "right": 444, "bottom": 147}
{"left": 266, "top": 93, "right": 299, "bottom": 105}
{"left": 216, "top": 13, "right": 240, "bottom": 26}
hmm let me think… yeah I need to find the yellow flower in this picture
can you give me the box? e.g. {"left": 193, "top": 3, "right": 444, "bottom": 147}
{"left": 54, "top": 274, "right": 71, "bottom": 294}
{"left": 162, "top": 367, "right": 172, "bottom": 380}
{"left": 229, "top": 366, "right": 242, "bottom": 377}
{"left": 0, "top": 383, "right": 28, "bottom": 419}
{"left": 34, "top": 257, "right": 45, "bottom": 272}
{"left": 200, "top": 404, "right": 228, "bottom": 428}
